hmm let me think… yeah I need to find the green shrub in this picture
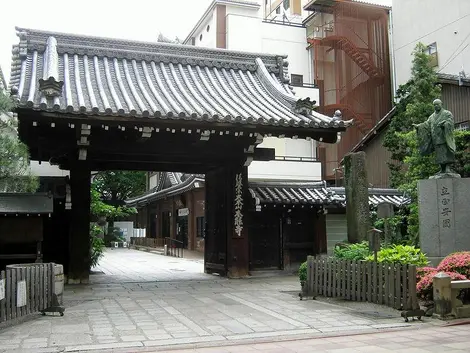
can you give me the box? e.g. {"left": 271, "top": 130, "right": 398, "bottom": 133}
{"left": 298, "top": 261, "right": 307, "bottom": 284}
{"left": 334, "top": 241, "right": 370, "bottom": 261}
{"left": 90, "top": 225, "right": 105, "bottom": 268}
{"left": 365, "top": 244, "right": 428, "bottom": 266}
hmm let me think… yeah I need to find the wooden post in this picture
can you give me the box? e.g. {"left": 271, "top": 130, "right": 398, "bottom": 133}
{"left": 188, "top": 191, "right": 195, "bottom": 251}
{"left": 68, "top": 164, "right": 91, "bottom": 284}
{"left": 227, "top": 165, "right": 249, "bottom": 278}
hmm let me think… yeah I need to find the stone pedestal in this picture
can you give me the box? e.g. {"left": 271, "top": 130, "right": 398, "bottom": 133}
{"left": 418, "top": 178, "right": 470, "bottom": 266}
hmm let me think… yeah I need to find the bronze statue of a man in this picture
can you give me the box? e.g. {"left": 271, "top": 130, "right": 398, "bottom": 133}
{"left": 413, "top": 99, "right": 459, "bottom": 178}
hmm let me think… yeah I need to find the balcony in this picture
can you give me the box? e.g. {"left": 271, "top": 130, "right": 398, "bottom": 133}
{"left": 248, "top": 156, "right": 322, "bottom": 182}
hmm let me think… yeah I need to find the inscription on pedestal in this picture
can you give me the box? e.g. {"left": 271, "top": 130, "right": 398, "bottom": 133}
{"left": 437, "top": 179, "right": 455, "bottom": 256}
{"left": 419, "top": 178, "right": 470, "bottom": 265}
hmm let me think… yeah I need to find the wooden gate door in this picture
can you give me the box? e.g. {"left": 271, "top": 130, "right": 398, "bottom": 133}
{"left": 204, "top": 168, "right": 227, "bottom": 275}
{"left": 249, "top": 212, "right": 282, "bottom": 270}
{"left": 176, "top": 215, "right": 188, "bottom": 248}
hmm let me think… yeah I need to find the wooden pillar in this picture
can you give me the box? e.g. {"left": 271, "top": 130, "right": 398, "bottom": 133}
{"left": 315, "top": 211, "right": 327, "bottom": 254}
{"left": 204, "top": 163, "right": 249, "bottom": 278}
{"left": 227, "top": 165, "right": 249, "bottom": 278}
{"left": 170, "top": 197, "right": 175, "bottom": 240}
{"left": 68, "top": 164, "right": 91, "bottom": 284}
{"left": 187, "top": 191, "right": 195, "bottom": 251}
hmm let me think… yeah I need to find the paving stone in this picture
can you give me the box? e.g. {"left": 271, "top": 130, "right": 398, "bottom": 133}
{"left": 5, "top": 249, "right": 454, "bottom": 352}
{"left": 49, "top": 333, "right": 93, "bottom": 346}
{"left": 120, "top": 335, "right": 146, "bottom": 342}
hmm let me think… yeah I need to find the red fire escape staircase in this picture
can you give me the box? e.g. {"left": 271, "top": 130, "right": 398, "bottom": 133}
{"left": 308, "top": 35, "right": 384, "bottom": 133}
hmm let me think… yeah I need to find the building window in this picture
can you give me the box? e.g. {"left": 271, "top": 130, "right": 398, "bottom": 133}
{"left": 199, "top": 34, "right": 203, "bottom": 41}
{"left": 426, "top": 42, "right": 438, "bottom": 67}
{"left": 283, "top": 0, "right": 290, "bottom": 10}
{"left": 275, "top": 6, "right": 281, "bottom": 14}
{"left": 291, "top": 74, "right": 303, "bottom": 86}
{"left": 206, "top": 25, "right": 210, "bottom": 32}
{"left": 196, "top": 216, "right": 205, "bottom": 238}
{"left": 455, "top": 121, "right": 469, "bottom": 131}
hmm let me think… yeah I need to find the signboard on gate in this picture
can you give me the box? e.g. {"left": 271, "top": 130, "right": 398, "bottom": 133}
{"left": 178, "top": 208, "right": 190, "bottom": 217}
{"left": 0, "top": 279, "right": 4, "bottom": 301}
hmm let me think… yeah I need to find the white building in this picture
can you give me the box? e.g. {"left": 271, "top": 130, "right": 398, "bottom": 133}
{"left": 183, "top": 0, "right": 323, "bottom": 182}
{"left": 392, "top": 0, "right": 470, "bottom": 89}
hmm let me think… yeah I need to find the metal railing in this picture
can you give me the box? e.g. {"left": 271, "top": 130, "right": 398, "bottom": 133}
{"left": 164, "top": 237, "right": 184, "bottom": 258}
{"left": 274, "top": 156, "right": 319, "bottom": 162}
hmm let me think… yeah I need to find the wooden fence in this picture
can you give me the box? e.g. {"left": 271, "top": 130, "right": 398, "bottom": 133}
{"left": 305, "top": 256, "right": 419, "bottom": 310}
{"left": 0, "top": 263, "right": 55, "bottom": 325}
{"left": 130, "top": 237, "right": 164, "bottom": 248}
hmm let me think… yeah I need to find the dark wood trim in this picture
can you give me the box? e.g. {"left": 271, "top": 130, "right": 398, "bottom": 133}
{"left": 18, "top": 110, "right": 346, "bottom": 140}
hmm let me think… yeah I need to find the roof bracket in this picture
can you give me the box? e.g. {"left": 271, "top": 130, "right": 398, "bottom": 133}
{"left": 142, "top": 126, "right": 152, "bottom": 138}
{"left": 200, "top": 130, "right": 210, "bottom": 141}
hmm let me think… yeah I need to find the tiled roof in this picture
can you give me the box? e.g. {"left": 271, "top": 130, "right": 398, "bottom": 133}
{"left": 329, "top": 187, "right": 410, "bottom": 207}
{"left": 125, "top": 175, "right": 205, "bottom": 207}
{"left": 9, "top": 28, "right": 352, "bottom": 131}
{"left": 126, "top": 174, "right": 409, "bottom": 208}
{"left": 437, "top": 73, "right": 470, "bottom": 87}
{"left": 250, "top": 182, "right": 409, "bottom": 208}
{"left": 249, "top": 181, "right": 340, "bottom": 206}
{"left": 0, "top": 193, "right": 54, "bottom": 214}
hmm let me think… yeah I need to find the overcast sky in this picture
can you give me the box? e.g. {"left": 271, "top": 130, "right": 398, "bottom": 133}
{"left": 0, "top": 0, "right": 392, "bottom": 84}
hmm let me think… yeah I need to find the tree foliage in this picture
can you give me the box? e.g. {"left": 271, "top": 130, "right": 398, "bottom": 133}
{"left": 382, "top": 43, "right": 470, "bottom": 245}
{"left": 92, "top": 171, "right": 146, "bottom": 204}
{"left": 383, "top": 43, "right": 442, "bottom": 187}
{"left": 0, "top": 90, "right": 38, "bottom": 192}
{"left": 90, "top": 183, "right": 138, "bottom": 219}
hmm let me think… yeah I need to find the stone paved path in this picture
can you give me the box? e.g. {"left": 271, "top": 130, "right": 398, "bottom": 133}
{"left": 0, "top": 248, "right": 445, "bottom": 353}
{"left": 90, "top": 248, "right": 208, "bottom": 283}
{"left": 145, "top": 323, "right": 470, "bottom": 352}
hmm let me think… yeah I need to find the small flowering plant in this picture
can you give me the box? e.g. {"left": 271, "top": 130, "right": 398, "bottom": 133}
{"left": 416, "top": 266, "right": 437, "bottom": 282}
{"left": 416, "top": 270, "right": 467, "bottom": 301}
{"left": 437, "top": 252, "right": 470, "bottom": 278}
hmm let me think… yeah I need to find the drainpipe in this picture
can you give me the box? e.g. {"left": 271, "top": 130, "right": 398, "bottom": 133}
{"left": 389, "top": 9, "right": 398, "bottom": 101}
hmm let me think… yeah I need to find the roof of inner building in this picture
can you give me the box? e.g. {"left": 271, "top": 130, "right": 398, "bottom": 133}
{"left": 126, "top": 173, "right": 409, "bottom": 208}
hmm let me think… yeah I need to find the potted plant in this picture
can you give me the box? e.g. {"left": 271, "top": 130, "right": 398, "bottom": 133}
{"left": 299, "top": 261, "right": 307, "bottom": 294}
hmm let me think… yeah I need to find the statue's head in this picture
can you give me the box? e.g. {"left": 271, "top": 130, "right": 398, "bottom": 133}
{"left": 433, "top": 99, "right": 443, "bottom": 112}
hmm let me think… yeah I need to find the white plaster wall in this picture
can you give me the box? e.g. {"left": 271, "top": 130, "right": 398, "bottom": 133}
{"left": 226, "top": 17, "right": 311, "bottom": 84}
{"left": 257, "top": 136, "right": 286, "bottom": 156}
{"left": 149, "top": 174, "right": 158, "bottom": 190}
{"left": 392, "top": 0, "right": 470, "bottom": 87}
{"left": 30, "top": 161, "right": 69, "bottom": 177}
{"left": 226, "top": 15, "right": 262, "bottom": 52}
{"left": 195, "top": 9, "right": 217, "bottom": 48}
{"left": 248, "top": 160, "right": 322, "bottom": 181}
{"left": 292, "top": 85, "right": 319, "bottom": 105}
{"left": 261, "top": 23, "right": 311, "bottom": 83}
